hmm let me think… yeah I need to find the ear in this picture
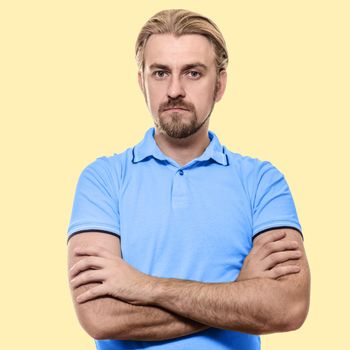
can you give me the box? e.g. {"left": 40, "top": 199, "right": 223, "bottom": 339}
{"left": 138, "top": 71, "right": 144, "bottom": 93}
{"left": 214, "top": 69, "right": 227, "bottom": 102}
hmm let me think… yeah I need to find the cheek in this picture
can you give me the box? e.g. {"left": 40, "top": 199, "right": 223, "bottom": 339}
{"left": 146, "top": 83, "right": 164, "bottom": 106}
{"left": 189, "top": 79, "right": 216, "bottom": 99}
{"left": 143, "top": 88, "right": 156, "bottom": 111}
{"left": 189, "top": 84, "right": 216, "bottom": 109}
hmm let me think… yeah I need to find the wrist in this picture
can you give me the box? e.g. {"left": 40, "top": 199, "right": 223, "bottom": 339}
{"left": 142, "top": 275, "right": 164, "bottom": 306}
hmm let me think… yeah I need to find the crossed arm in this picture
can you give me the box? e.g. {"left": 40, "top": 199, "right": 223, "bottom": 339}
{"left": 67, "top": 228, "right": 310, "bottom": 340}
{"left": 68, "top": 232, "right": 209, "bottom": 341}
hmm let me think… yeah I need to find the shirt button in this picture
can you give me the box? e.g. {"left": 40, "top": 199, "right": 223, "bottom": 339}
{"left": 179, "top": 169, "right": 184, "bottom": 176}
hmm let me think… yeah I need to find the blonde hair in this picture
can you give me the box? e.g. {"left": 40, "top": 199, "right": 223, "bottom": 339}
{"left": 135, "top": 9, "right": 229, "bottom": 75}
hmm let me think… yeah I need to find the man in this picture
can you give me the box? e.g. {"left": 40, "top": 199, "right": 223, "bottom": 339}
{"left": 67, "top": 9, "right": 310, "bottom": 350}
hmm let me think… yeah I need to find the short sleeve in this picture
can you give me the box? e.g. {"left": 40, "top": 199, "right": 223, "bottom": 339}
{"left": 67, "top": 156, "right": 120, "bottom": 242}
{"left": 252, "top": 161, "right": 303, "bottom": 240}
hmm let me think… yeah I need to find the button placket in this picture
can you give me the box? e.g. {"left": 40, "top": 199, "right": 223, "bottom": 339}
{"left": 172, "top": 168, "right": 188, "bottom": 208}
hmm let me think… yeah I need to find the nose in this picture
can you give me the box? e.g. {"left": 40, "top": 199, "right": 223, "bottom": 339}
{"left": 167, "top": 75, "right": 185, "bottom": 99}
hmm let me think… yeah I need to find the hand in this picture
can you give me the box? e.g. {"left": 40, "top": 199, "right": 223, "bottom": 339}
{"left": 69, "top": 245, "right": 155, "bottom": 305}
{"left": 236, "top": 230, "right": 301, "bottom": 282}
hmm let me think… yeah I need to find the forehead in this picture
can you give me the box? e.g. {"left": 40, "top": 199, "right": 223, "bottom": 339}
{"left": 144, "top": 33, "right": 216, "bottom": 70}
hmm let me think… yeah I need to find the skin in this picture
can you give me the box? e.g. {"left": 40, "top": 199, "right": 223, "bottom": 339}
{"left": 70, "top": 228, "right": 309, "bottom": 336}
{"left": 67, "top": 33, "right": 310, "bottom": 339}
{"left": 138, "top": 33, "right": 227, "bottom": 166}
{"left": 68, "top": 232, "right": 211, "bottom": 341}
{"left": 70, "top": 231, "right": 302, "bottom": 302}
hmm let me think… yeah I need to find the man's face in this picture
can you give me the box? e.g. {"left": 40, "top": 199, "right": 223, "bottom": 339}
{"left": 138, "top": 33, "right": 227, "bottom": 139}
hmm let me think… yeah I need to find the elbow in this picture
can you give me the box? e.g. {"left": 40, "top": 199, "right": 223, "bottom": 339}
{"left": 257, "top": 298, "right": 310, "bottom": 335}
{"left": 84, "top": 325, "right": 106, "bottom": 341}
{"left": 273, "top": 300, "right": 310, "bottom": 333}
{"left": 286, "top": 301, "right": 310, "bottom": 331}
{"left": 77, "top": 312, "right": 106, "bottom": 340}
{"left": 90, "top": 330, "right": 112, "bottom": 341}
{"left": 76, "top": 308, "right": 122, "bottom": 340}
{"left": 70, "top": 285, "right": 125, "bottom": 340}
{"left": 84, "top": 323, "right": 109, "bottom": 341}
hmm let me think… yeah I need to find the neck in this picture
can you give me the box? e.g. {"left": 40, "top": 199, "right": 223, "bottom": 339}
{"left": 153, "top": 126, "right": 211, "bottom": 167}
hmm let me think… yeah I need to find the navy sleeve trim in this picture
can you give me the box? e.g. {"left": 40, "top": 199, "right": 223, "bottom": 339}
{"left": 252, "top": 226, "right": 304, "bottom": 242}
{"left": 66, "top": 229, "right": 120, "bottom": 244}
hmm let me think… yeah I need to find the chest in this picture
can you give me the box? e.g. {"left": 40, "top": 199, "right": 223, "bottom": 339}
{"left": 118, "top": 165, "right": 254, "bottom": 281}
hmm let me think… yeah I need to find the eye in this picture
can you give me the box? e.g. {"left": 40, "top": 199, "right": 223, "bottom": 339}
{"left": 153, "top": 70, "right": 168, "bottom": 79}
{"left": 187, "top": 71, "right": 201, "bottom": 79}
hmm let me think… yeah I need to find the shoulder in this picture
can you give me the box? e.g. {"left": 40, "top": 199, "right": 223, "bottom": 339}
{"left": 224, "top": 146, "right": 281, "bottom": 181}
{"left": 90, "top": 146, "right": 133, "bottom": 171}
{"left": 223, "top": 147, "right": 287, "bottom": 205}
{"left": 79, "top": 147, "right": 132, "bottom": 192}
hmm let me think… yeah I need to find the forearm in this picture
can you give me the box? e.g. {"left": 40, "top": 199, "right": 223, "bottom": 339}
{"left": 148, "top": 276, "right": 308, "bottom": 335}
{"left": 72, "top": 282, "right": 209, "bottom": 341}
{"left": 70, "top": 227, "right": 310, "bottom": 338}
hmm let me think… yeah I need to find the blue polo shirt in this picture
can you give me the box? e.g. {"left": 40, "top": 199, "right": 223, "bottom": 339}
{"left": 67, "top": 126, "right": 302, "bottom": 350}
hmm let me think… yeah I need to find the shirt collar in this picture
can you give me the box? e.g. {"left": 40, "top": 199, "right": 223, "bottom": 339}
{"left": 132, "top": 127, "right": 228, "bottom": 166}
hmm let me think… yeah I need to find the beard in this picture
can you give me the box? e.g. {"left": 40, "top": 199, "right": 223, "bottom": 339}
{"left": 154, "top": 81, "right": 219, "bottom": 139}
{"left": 156, "top": 109, "right": 202, "bottom": 139}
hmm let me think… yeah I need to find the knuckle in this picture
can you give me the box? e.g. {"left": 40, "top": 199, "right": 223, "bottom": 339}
{"left": 264, "top": 242, "right": 274, "bottom": 253}
{"left": 95, "top": 246, "right": 106, "bottom": 255}
{"left": 86, "top": 256, "right": 94, "bottom": 264}
{"left": 288, "top": 240, "right": 299, "bottom": 249}
{"left": 86, "top": 271, "right": 94, "bottom": 279}
{"left": 89, "top": 288, "right": 96, "bottom": 296}
{"left": 270, "top": 269, "right": 279, "bottom": 278}
{"left": 288, "top": 250, "right": 298, "bottom": 257}
{"left": 270, "top": 254, "right": 279, "bottom": 264}
{"left": 283, "top": 250, "right": 294, "bottom": 258}
{"left": 273, "top": 231, "right": 283, "bottom": 239}
{"left": 73, "top": 247, "right": 80, "bottom": 255}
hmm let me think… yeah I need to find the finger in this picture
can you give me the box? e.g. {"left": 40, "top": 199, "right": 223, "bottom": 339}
{"left": 267, "top": 265, "right": 301, "bottom": 279}
{"left": 74, "top": 245, "right": 113, "bottom": 258}
{"left": 254, "top": 230, "right": 287, "bottom": 245}
{"left": 70, "top": 256, "right": 106, "bottom": 279}
{"left": 259, "top": 239, "right": 299, "bottom": 260}
{"left": 262, "top": 250, "right": 302, "bottom": 270}
{"left": 76, "top": 284, "right": 108, "bottom": 303}
{"left": 71, "top": 269, "right": 105, "bottom": 289}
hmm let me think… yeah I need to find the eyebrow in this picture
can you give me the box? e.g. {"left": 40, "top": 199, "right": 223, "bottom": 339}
{"left": 148, "top": 62, "right": 209, "bottom": 72}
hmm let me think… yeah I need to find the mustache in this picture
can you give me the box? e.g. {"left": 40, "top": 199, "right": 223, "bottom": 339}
{"left": 159, "top": 100, "right": 193, "bottom": 112}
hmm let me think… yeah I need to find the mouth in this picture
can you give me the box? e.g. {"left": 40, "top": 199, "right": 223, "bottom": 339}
{"left": 164, "top": 108, "right": 189, "bottom": 112}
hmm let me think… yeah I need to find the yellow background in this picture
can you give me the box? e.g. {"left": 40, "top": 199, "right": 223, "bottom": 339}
{"left": 1, "top": 1, "right": 349, "bottom": 348}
